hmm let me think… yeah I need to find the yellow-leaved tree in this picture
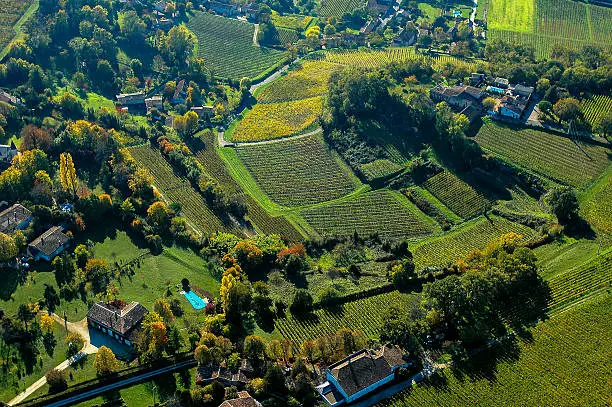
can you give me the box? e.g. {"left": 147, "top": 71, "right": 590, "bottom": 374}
{"left": 59, "top": 152, "right": 78, "bottom": 197}
{"left": 94, "top": 346, "right": 120, "bottom": 376}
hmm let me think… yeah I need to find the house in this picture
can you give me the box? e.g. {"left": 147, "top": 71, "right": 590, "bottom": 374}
{"left": 469, "top": 73, "right": 486, "bottom": 86}
{"left": 513, "top": 84, "right": 534, "bottom": 100}
{"left": 145, "top": 95, "right": 163, "bottom": 112}
{"left": 394, "top": 28, "right": 417, "bottom": 45}
{"left": 27, "top": 226, "right": 71, "bottom": 261}
{"left": 0, "top": 90, "right": 22, "bottom": 105}
{"left": 87, "top": 301, "right": 149, "bottom": 346}
{"left": 0, "top": 141, "right": 18, "bottom": 163}
{"left": 191, "top": 106, "right": 215, "bottom": 119}
{"left": 220, "top": 391, "right": 262, "bottom": 407}
{"left": 154, "top": 0, "right": 168, "bottom": 13}
{"left": 171, "top": 80, "right": 186, "bottom": 104}
{"left": 208, "top": 1, "right": 240, "bottom": 17}
{"left": 155, "top": 17, "right": 174, "bottom": 30}
{"left": 318, "top": 345, "right": 410, "bottom": 406}
{"left": 430, "top": 85, "right": 485, "bottom": 108}
{"left": 492, "top": 77, "right": 509, "bottom": 89}
{"left": 497, "top": 95, "right": 527, "bottom": 119}
{"left": 0, "top": 203, "right": 32, "bottom": 234}
{"left": 360, "top": 19, "right": 379, "bottom": 34}
{"left": 116, "top": 92, "right": 146, "bottom": 106}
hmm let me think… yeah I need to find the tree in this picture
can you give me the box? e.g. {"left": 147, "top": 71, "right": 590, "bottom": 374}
{"left": 17, "top": 303, "right": 36, "bottom": 330}
{"left": 547, "top": 187, "right": 579, "bottom": 225}
{"left": 65, "top": 332, "right": 85, "bottom": 357}
{"left": 160, "top": 26, "right": 197, "bottom": 66}
{"left": 43, "top": 284, "right": 60, "bottom": 313}
{"left": 0, "top": 233, "right": 18, "bottom": 262}
{"left": 593, "top": 111, "right": 612, "bottom": 139}
{"left": 59, "top": 152, "right": 78, "bottom": 197}
{"left": 154, "top": 299, "right": 175, "bottom": 323}
{"left": 243, "top": 335, "right": 266, "bottom": 363}
{"left": 119, "top": 10, "right": 147, "bottom": 42}
{"left": 74, "top": 244, "right": 90, "bottom": 269}
{"left": 553, "top": 98, "right": 581, "bottom": 123}
{"left": 39, "top": 314, "right": 54, "bottom": 333}
{"left": 538, "top": 100, "right": 553, "bottom": 116}
{"left": 389, "top": 258, "right": 416, "bottom": 289}
{"left": 147, "top": 201, "right": 172, "bottom": 228}
{"left": 84, "top": 259, "right": 111, "bottom": 292}
{"left": 482, "top": 97, "right": 496, "bottom": 111}
{"left": 94, "top": 346, "right": 120, "bottom": 376}
{"left": 195, "top": 344, "right": 212, "bottom": 365}
{"left": 46, "top": 369, "right": 67, "bottom": 393}
{"left": 20, "top": 125, "right": 52, "bottom": 152}
{"left": 232, "top": 241, "right": 263, "bottom": 270}
{"left": 264, "top": 363, "right": 287, "bottom": 395}
{"left": 290, "top": 289, "right": 313, "bottom": 317}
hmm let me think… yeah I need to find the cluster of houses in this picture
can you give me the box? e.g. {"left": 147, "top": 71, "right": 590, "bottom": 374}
{"left": 430, "top": 75, "right": 535, "bottom": 122}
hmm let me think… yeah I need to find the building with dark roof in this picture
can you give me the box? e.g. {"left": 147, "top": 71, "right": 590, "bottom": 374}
{"left": 513, "top": 84, "right": 535, "bottom": 99}
{"left": 0, "top": 141, "right": 18, "bottom": 163}
{"left": 220, "top": 391, "right": 262, "bottom": 407}
{"left": 318, "top": 345, "right": 410, "bottom": 406}
{"left": 0, "top": 203, "right": 32, "bottom": 234}
{"left": 116, "top": 91, "right": 146, "bottom": 106}
{"left": 87, "top": 301, "right": 149, "bottom": 346}
{"left": 171, "top": 79, "right": 187, "bottom": 105}
{"left": 27, "top": 226, "right": 70, "bottom": 261}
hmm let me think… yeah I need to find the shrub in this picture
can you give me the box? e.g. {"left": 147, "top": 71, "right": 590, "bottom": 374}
{"left": 46, "top": 369, "right": 68, "bottom": 393}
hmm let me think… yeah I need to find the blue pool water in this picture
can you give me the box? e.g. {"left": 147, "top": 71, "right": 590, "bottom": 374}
{"left": 183, "top": 290, "right": 208, "bottom": 310}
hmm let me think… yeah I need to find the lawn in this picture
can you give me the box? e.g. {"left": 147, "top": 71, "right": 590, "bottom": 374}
{"left": 381, "top": 293, "right": 612, "bottom": 407}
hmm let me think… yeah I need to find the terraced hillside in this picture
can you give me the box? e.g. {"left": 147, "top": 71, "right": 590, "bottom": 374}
{"left": 422, "top": 171, "right": 490, "bottom": 218}
{"left": 234, "top": 134, "right": 360, "bottom": 207}
{"left": 474, "top": 122, "right": 610, "bottom": 188}
{"left": 186, "top": 11, "right": 286, "bottom": 79}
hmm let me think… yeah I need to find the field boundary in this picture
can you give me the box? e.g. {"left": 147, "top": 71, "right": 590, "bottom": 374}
{"left": 0, "top": 0, "right": 39, "bottom": 61}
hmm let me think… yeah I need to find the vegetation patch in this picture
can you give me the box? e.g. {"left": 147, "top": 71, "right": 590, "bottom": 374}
{"left": 318, "top": 0, "right": 366, "bottom": 17}
{"left": 579, "top": 168, "right": 612, "bottom": 233}
{"left": 423, "top": 171, "right": 490, "bottom": 219}
{"left": 270, "top": 13, "right": 313, "bottom": 30}
{"left": 487, "top": 0, "right": 535, "bottom": 33}
{"left": 231, "top": 96, "right": 323, "bottom": 142}
{"left": 359, "top": 159, "right": 404, "bottom": 183}
{"left": 0, "top": 0, "right": 34, "bottom": 52}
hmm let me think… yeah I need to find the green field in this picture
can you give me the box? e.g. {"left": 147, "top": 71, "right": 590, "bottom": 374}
{"left": 318, "top": 0, "right": 366, "bottom": 17}
{"left": 474, "top": 122, "right": 610, "bottom": 188}
{"left": 186, "top": 11, "right": 287, "bottom": 80}
{"left": 271, "top": 12, "right": 313, "bottom": 30}
{"left": 234, "top": 134, "right": 360, "bottom": 207}
{"left": 300, "top": 189, "right": 439, "bottom": 240}
{"left": 422, "top": 171, "right": 490, "bottom": 219}
{"left": 409, "top": 215, "right": 537, "bottom": 269}
{"left": 381, "top": 293, "right": 612, "bottom": 407}
{"left": 128, "top": 145, "right": 236, "bottom": 235}
{"left": 582, "top": 94, "right": 612, "bottom": 134}
{"left": 579, "top": 168, "right": 612, "bottom": 233}
{"left": 487, "top": 0, "right": 534, "bottom": 32}
{"left": 0, "top": 0, "right": 35, "bottom": 55}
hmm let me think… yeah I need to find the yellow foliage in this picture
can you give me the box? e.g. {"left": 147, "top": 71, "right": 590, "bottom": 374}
{"left": 39, "top": 314, "right": 54, "bottom": 333}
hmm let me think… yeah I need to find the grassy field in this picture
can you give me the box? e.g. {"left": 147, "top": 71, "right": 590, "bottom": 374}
{"left": 0, "top": 0, "right": 35, "bottom": 56}
{"left": 318, "top": 0, "right": 366, "bottom": 17}
{"left": 474, "top": 122, "right": 610, "bottom": 188}
{"left": 579, "top": 167, "right": 612, "bottom": 233}
{"left": 533, "top": 239, "right": 602, "bottom": 280}
{"left": 300, "top": 189, "right": 440, "bottom": 240}
{"left": 487, "top": 0, "right": 534, "bottom": 32}
{"left": 186, "top": 11, "right": 286, "bottom": 80}
{"left": 409, "top": 215, "right": 537, "bottom": 269}
{"left": 234, "top": 134, "right": 360, "bottom": 207}
{"left": 230, "top": 96, "right": 323, "bottom": 142}
{"left": 128, "top": 145, "right": 236, "bottom": 235}
{"left": 275, "top": 291, "right": 414, "bottom": 344}
{"left": 271, "top": 12, "right": 313, "bottom": 29}
{"left": 256, "top": 61, "right": 340, "bottom": 103}
{"left": 381, "top": 293, "right": 612, "bottom": 407}
{"left": 422, "top": 171, "right": 490, "bottom": 219}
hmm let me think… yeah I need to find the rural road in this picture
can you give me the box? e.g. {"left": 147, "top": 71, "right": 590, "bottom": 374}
{"left": 8, "top": 314, "right": 97, "bottom": 406}
{"left": 249, "top": 57, "right": 301, "bottom": 94}
{"left": 219, "top": 127, "right": 323, "bottom": 148}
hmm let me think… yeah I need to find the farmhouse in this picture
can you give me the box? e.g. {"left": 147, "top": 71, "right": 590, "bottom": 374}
{"left": 172, "top": 80, "right": 187, "bottom": 104}
{"left": 116, "top": 91, "right": 146, "bottom": 106}
{"left": 145, "top": 95, "right": 163, "bottom": 112}
{"left": 87, "top": 301, "right": 149, "bottom": 346}
{"left": 191, "top": 106, "right": 215, "bottom": 119}
{"left": 492, "top": 77, "right": 510, "bottom": 89}
{"left": 430, "top": 85, "right": 486, "bottom": 109}
{"left": 27, "top": 226, "right": 71, "bottom": 261}
{"left": 0, "top": 90, "right": 22, "bottom": 105}
{"left": 220, "top": 392, "right": 262, "bottom": 407}
{"left": 317, "top": 345, "right": 410, "bottom": 406}
{"left": 513, "top": 84, "right": 535, "bottom": 100}
{"left": 0, "top": 141, "right": 18, "bottom": 163}
{"left": 469, "top": 73, "right": 486, "bottom": 86}
{"left": 0, "top": 203, "right": 32, "bottom": 234}
{"left": 497, "top": 95, "right": 528, "bottom": 119}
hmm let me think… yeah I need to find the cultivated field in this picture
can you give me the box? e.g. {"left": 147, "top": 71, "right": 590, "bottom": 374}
{"left": 580, "top": 168, "right": 612, "bottom": 233}
{"left": 300, "top": 189, "right": 439, "bottom": 240}
{"left": 231, "top": 96, "right": 323, "bottom": 142}
{"left": 318, "top": 0, "right": 366, "bottom": 17}
{"left": 487, "top": 0, "right": 534, "bottom": 32}
{"left": 256, "top": 61, "right": 340, "bottom": 103}
{"left": 582, "top": 94, "right": 612, "bottom": 133}
{"left": 359, "top": 159, "right": 404, "bottom": 183}
{"left": 276, "top": 291, "right": 414, "bottom": 344}
{"left": 381, "top": 293, "right": 612, "bottom": 407}
{"left": 234, "top": 134, "right": 360, "bottom": 207}
{"left": 422, "top": 171, "right": 490, "bottom": 218}
{"left": 128, "top": 145, "right": 232, "bottom": 235}
{"left": 409, "top": 215, "right": 537, "bottom": 269}
{"left": 186, "top": 12, "right": 286, "bottom": 79}
{"left": 474, "top": 122, "right": 610, "bottom": 188}
{"left": 271, "top": 13, "right": 313, "bottom": 30}
{"left": 0, "top": 0, "right": 34, "bottom": 53}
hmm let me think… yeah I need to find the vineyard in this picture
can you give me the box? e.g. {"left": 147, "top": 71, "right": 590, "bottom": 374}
{"left": 486, "top": 0, "right": 612, "bottom": 58}
{"left": 256, "top": 61, "right": 340, "bottom": 103}
{"left": 186, "top": 11, "right": 286, "bottom": 79}
{"left": 359, "top": 159, "right": 404, "bottom": 183}
{"left": 276, "top": 27, "right": 299, "bottom": 45}
{"left": 474, "top": 122, "right": 611, "bottom": 188}
{"left": 230, "top": 96, "right": 323, "bottom": 142}
{"left": 234, "top": 134, "right": 359, "bottom": 207}
{"left": 318, "top": 0, "right": 365, "bottom": 17}
{"left": 128, "top": 145, "right": 232, "bottom": 235}
{"left": 422, "top": 171, "right": 490, "bottom": 219}
{"left": 410, "top": 216, "right": 537, "bottom": 269}
{"left": 0, "top": 0, "right": 33, "bottom": 52}
{"left": 270, "top": 13, "right": 313, "bottom": 30}
{"left": 300, "top": 189, "right": 439, "bottom": 240}
{"left": 381, "top": 293, "right": 612, "bottom": 407}
{"left": 582, "top": 94, "right": 612, "bottom": 132}
{"left": 275, "top": 291, "right": 414, "bottom": 344}
{"left": 579, "top": 168, "right": 612, "bottom": 234}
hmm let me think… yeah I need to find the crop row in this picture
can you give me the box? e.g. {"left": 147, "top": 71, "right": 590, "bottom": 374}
{"left": 474, "top": 122, "right": 610, "bottom": 188}
{"left": 300, "top": 190, "right": 438, "bottom": 240}
{"left": 128, "top": 145, "right": 231, "bottom": 235}
{"left": 359, "top": 159, "right": 404, "bottom": 183}
{"left": 270, "top": 13, "right": 313, "bottom": 30}
{"left": 235, "top": 134, "right": 358, "bottom": 207}
{"left": 318, "top": 0, "right": 365, "bottom": 17}
{"left": 381, "top": 293, "right": 611, "bottom": 406}
{"left": 275, "top": 291, "right": 413, "bottom": 344}
{"left": 409, "top": 215, "right": 537, "bottom": 269}
{"left": 186, "top": 11, "right": 286, "bottom": 79}
{"left": 422, "top": 171, "right": 490, "bottom": 219}
{"left": 581, "top": 94, "right": 612, "bottom": 130}
{"left": 0, "top": 0, "right": 32, "bottom": 51}
{"left": 231, "top": 96, "right": 323, "bottom": 142}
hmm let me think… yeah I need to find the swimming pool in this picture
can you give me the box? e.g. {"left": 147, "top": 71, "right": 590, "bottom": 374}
{"left": 183, "top": 290, "right": 208, "bottom": 310}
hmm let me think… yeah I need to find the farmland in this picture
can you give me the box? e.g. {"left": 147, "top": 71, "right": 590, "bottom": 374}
{"left": 474, "top": 122, "right": 611, "bottom": 188}
{"left": 186, "top": 11, "right": 286, "bottom": 80}
{"left": 359, "top": 159, "right": 404, "bottom": 183}
{"left": 256, "top": 61, "right": 340, "bottom": 103}
{"left": 582, "top": 94, "right": 612, "bottom": 133}
{"left": 422, "top": 171, "right": 490, "bottom": 219}
{"left": 234, "top": 134, "right": 360, "bottom": 207}
{"left": 230, "top": 96, "right": 323, "bottom": 142}
{"left": 580, "top": 168, "right": 612, "bottom": 233}
{"left": 381, "top": 293, "right": 612, "bottom": 407}
{"left": 409, "top": 215, "right": 537, "bottom": 269}
{"left": 0, "top": 0, "right": 35, "bottom": 54}
{"left": 275, "top": 291, "right": 414, "bottom": 344}
{"left": 487, "top": 0, "right": 534, "bottom": 32}
{"left": 300, "top": 189, "right": 439, "bottom": 240}
{"left": 318, "top": 0, "right": 366, "bottom": 17}
{"left": 128, "top": 145, "right": 233, "bottom": 235}
{"left": 271, "top": 12, "right": 313, "bottom": 30}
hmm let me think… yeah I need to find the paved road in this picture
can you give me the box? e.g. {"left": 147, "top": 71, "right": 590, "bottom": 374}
{"left": 41, "top": 359, "right": 196, "bottom": 407}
